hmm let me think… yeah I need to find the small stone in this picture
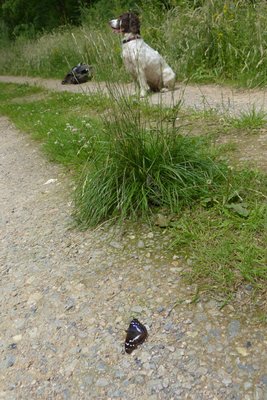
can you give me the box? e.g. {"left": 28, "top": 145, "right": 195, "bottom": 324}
{"left": 8, "top": 343, "right": 17, "bottom": 350}
{"left": 27, "top": 292, "right": 42, "bottom": 305}
{"left": 139, "top": 351, "right": 150, "bottom": 363}
{"left": 107, "top": 389, "right": 125, "bottom": 398}
{"left": 95, "top": 378, "right": 109, "bottom": 387}
{"left": 6, "top": 355, "right": 15, "bottom": 368}
{"left": 162, "top": 378, "right": 169, "bottom": 388}
{"left": 187, "top": 331, "right": 198, "bottom": 338}
{"left": 154, "top": 214, "right": 170, "bottom": 228}
{"left": 28, "top": 327, "right": 38, "bottom": 338}
{"left": 244, "top": 382, "right": 253, "bottom": 390}
{"left": 109, "top": 241, "right": 124, "bottom": 250}
{"left": 137, "top": 240, "right": 145, "bottom": 248}
{"left": 131, "top": 305, "right": 143, "bottom": 313}
{"left": 114, "top": 369, "right": 125, "bottom": 379}
{"left": 148, "top": 379, "right": 163, "bottom": 392}
{"left": 96, "top": 361, "right": 107, "bottom": 372}
{"left": 143, "top": 265, "right": 151, "bottom": 271}
{"left": 43, "top": 178, "right": 57, "bottom": 185}
{"left": 14, "top": 318, "right": 25, "bottom": 329}
{"left": 228, "top": 320, "right": 241, "bottom": 338}
{"left": 157, "top": 365, "right": 166, "bottom": 376}
{"left": 222, "top": 376, "right": 232, "bottom": 386}
{"left": 132, "top": 375, "right": 145, "bottom": 384}
{"left": 196, "top": 367, "right": 208, "bottom": 376}
{"left": 12, "top": 335, "right": 22, "bottom": 342}
{"left": 236, "top": 347, "right": 249, "bottom": 357}
{"left": 64, "top": 298, "right": 75, "bottom": 311}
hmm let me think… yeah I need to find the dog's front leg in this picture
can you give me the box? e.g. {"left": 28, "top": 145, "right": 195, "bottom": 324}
{"left": 132, "top": 79, "right": 139, "bottom": 97}
{"left": 137, "top": 69, "right": 150, "bottom": 98}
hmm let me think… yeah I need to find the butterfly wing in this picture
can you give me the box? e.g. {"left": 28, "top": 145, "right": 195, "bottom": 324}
{"left": 125, "top": 319, "right": 148, "bottom": 354}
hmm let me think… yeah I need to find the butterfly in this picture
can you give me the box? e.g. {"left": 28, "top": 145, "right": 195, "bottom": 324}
{"left": 125, "top": 318, "right": 148, "bottom": 354}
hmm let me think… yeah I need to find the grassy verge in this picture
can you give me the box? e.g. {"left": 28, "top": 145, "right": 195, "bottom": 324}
{"left": 0, "top": 82, "right": 266, "bottom": 306}
{"left": 171, "top": 170, "right": 266, "bottom": 300}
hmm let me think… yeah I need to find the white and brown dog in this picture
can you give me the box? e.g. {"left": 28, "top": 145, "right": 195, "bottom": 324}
{"left": 109, "top": 12, "right": 176, "bottom": 97}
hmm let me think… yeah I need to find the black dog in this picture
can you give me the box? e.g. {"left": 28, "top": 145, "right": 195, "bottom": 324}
{"left": 61, "top": 63, "right": 93, "bottom": 84}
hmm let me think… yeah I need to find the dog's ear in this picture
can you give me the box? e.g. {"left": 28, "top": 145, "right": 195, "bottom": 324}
{"left": 128, "top": 12, "right": 140, "bottom": 35}
{"left": 120, "top": 12, "right": 140, "bottom": 35}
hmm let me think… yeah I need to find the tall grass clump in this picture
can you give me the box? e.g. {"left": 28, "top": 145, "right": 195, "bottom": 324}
{"left": 161, "top": 0, "right": 267, "bottom": 86}
{"left": 74, "top": 94, "right": 227, "bottom": 227}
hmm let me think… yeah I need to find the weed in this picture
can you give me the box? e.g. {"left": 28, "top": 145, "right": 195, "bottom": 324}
{"left": 226, "top": 106, "right": 267, "bottom": 130}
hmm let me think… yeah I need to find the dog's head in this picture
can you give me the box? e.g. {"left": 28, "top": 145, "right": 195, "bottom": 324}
{"left": 109, "top": 12, "right": 140, "bottom": 35}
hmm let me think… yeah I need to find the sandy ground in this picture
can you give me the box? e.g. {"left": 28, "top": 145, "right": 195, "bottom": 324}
{"left": 1, "top": 75, "right": 267, "bottom": 115}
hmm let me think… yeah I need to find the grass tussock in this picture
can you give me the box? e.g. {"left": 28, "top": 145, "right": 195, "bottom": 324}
{"left": 75, "top": 124, "right": 227, "bottom": 227}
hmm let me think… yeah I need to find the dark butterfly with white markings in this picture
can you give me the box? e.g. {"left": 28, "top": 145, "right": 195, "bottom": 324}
{"left": 125, "top": 318, "right": 148, "bottom": 354}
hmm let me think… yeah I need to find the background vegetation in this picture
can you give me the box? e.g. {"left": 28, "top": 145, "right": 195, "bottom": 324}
{"left": 1, "top": 0, "right": 267, "bottom": 86}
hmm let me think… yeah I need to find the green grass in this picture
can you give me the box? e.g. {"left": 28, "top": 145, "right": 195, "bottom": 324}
{"left": 0, "top": 26, "right": 127, "bottom": 82}
{"left": 171, "top": 169, "right": 267, "bottom": 298}
{"left": 0, "top": 84, "right": 111, "bottom": 166}
{"left": 0, "top": 82, "right": 43, "bottom": 101}
{"left": 0, "top": 81, "right": 266, "bottom": 304}
{"left": 74, "top": 117, "right": 227, "bottom": 227}
{"left": 226, "top": 107, "right": 267, "bottom": 130}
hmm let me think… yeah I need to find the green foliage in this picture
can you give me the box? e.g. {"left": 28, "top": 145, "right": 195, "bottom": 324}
{"left": 1, "top": 0, "right": 82, "bottom": 38}
{"left": 0, "top": 85, "right": 109, "bottom": 165}
{"left": 0, "top": 26, "right": 126, "bottom": 81}
{"left": 171, "top": 169, "right": 267, "bottom": 295}
{"left": 163, "top": 0, "right": 267, "bottom": 86}
{"left": 74, "top": 94, "right": 227, "bottom": 227}
{"left": 226, "top": 107, "right": 267, "bottom": 130}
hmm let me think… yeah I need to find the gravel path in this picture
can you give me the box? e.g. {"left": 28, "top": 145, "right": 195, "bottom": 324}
{"left": 1, "top": 75, "right": 267, "bottom": 115}
{"left": 1, "top": 111, "right": 267, "bottom": 400}
{"left": 1, "top": 75, "right": 267, "bottom": 399}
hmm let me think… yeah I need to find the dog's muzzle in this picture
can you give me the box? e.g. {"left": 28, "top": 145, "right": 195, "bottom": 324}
{"left": 109, "top": 19, "right": 120, "bottom": 29}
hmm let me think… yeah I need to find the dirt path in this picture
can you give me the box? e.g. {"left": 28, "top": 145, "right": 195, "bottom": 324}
{"left": 1, "top": 75, "right": 267, "bottom": 115}
{"left": 0, "top": 79, "right": 267, "bottom": 399}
